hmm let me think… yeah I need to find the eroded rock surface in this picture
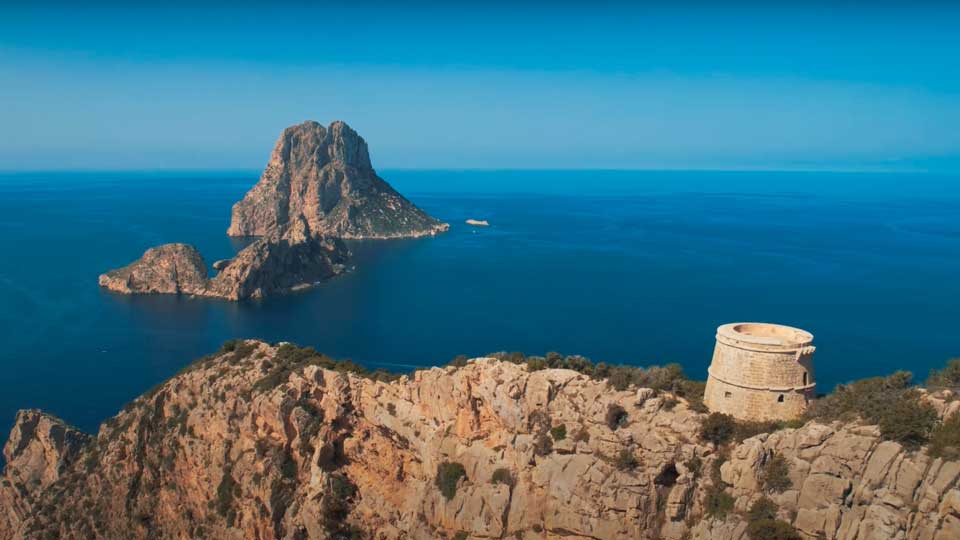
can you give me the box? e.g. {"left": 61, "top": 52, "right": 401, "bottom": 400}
{"left": 208, "top": 216, "right": 348, "bottom": 300}
{"left": 98, "top": 219, "right": 348, "bottom": 301}
{"left": 1, "top": 343, "right": 957, "bottom": 540}
{"left": 98, "top": 243, "right": 208, "bottom": 295}
{"left": 227, "top": 120, "right": 449, "bottom": 239}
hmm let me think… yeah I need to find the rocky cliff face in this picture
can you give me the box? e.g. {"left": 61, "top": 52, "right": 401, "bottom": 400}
{"left": 208, "top": 216, "right": 349, "bottom": 300}
{"left": 1, "top": 342, "right": 958, "bottom": 540}
{"left": 227, "top": 120, "right": 449, "bottom": 239}
{"left": 98, "top": 243, "right": 209, "bottom": 296}
{"left": 99, "top": 219, "right": 348, "bottom": 301}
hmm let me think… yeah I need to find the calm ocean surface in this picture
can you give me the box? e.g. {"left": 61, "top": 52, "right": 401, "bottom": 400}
{"left": 1, "top": 170, "right": 959, "bottom": 435}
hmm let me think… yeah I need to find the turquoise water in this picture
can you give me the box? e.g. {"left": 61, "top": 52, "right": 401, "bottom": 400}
{"left": 1, "top": 170, "right": 959, "bottom": 435}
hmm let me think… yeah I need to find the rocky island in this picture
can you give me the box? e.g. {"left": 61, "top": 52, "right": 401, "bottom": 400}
{"left": 98, "top": 119, "right": 446, "bottom": 300}
{"left": 2, "top": 341, "right": 959, "bottom": 540}
{"left": 228, "top": 120, "right": 449, "bottom": 239}
{"left": 99, "top": 217, "right": 348, "bottom": 300}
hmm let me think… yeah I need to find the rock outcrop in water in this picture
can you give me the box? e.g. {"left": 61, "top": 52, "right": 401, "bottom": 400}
{"left": 97, "top": 243, "right": 209, "bottom": 296}
{"left": 99, "top": 219, "right": 348, "bottom": 301}
{"left": 208, "top": 216, "right": 348, "bottom": 300}
{"left": 227, "top": 120, "right": 449, "bottom": 239}
{"left": 1, "top": 341, "right": 958, "bottom": 540}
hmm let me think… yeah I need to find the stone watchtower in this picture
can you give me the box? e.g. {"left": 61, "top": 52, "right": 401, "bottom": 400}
{"left": 703, "top": 323, "right": 816, "bottom": 421}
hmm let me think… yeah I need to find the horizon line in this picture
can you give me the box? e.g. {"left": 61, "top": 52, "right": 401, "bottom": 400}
{"left": 0, "top": 166, "right": 948, "bottom": 175}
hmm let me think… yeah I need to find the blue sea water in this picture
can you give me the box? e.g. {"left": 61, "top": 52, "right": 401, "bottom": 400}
{"left": 0, "top": 170, "right": 959, "bottom": 436}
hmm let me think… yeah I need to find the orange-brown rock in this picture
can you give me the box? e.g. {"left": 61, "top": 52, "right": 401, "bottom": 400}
{"left": 1, "top": 343, "right": 958, "bottom": 540}
{"left": 227, "top": 120, "right": 449, "bottom": 239}
{"left": 98, "top": 218, "right": 348, "bottom": 301}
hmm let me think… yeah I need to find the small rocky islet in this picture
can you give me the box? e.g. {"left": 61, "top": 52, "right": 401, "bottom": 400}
{"left": 98, "top": 120, "right": 448, "bottom": 300}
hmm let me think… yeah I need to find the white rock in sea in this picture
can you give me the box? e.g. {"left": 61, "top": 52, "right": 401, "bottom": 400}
{"left": 465, "top": 219, "right": 490, "bottom": 226}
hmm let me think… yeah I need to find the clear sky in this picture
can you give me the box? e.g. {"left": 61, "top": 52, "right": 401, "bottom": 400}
{"left": 1, "top": 2, "right": 959, "bottom": 171}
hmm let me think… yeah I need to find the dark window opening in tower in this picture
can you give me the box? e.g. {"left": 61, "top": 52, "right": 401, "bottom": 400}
{"left": 777, "top": 394, "right": 785, "bottom": 403}
{"left": 803, "top": 372, "right": 808, "bottom": 385}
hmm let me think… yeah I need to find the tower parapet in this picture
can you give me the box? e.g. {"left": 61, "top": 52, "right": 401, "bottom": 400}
{"left": 703, "top": 323, "right": 816, "bottom": 421}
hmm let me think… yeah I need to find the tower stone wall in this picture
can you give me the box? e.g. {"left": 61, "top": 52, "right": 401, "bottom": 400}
{"left": 703, "top": 323, "right": 816, "bottom": 421}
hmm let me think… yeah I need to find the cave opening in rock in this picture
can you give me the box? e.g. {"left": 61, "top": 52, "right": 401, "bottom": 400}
{"left": 654, "top": 463, "right": 679, "bottom": 487}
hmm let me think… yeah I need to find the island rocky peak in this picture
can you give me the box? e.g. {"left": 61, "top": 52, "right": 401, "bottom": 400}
{"left": 227, "top": 120, "right": 449, "bottom": 239}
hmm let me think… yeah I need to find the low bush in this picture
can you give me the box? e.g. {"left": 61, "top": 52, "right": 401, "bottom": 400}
{"left": 761, "top": 453, "right": 792, "bottom": 493}
{"left": 572, "top": 426, "right": 591, "bottom": 443}
{"left": 746, "top": 519, "right": 801, "bottom": 540}
{"left": 490, "top": 468, "right": 514, "bottom": 487}
{"left": 806, "top": 370, "right": 939, "bottom": 447}
{"left": 704, "top": 487, "right": 735, "bottom": 520}
{"left": 928, "top": 413, "right": 960, "bottom": 460}
{"left": 435, "top": 462, "right": 468, "bottom": 500}
{"left": 879, "top": 397, "right": 938, "bottom": 449}
{"left": 606, "top": 404, "right": 628, "bottom": 430}
{"left": 614, "top": 449, "right": 639, "bottom": 471}
{"left": 747, "top": 496, "right": 779, "bottom": 522}
{"left": 550, "top": 424, "right": 567, "bottom": 441}
{"left": 927, "top": 358, "right": 960, "bottom": 390}
{"left": 700, "top": 413, "right": 736, "bottom": 446}
{"left": 320, "top": 473, "right": 358, "bottom": 538}
{"left": 533, "top": 432, "right": 553, "bottom": 456}
{"left": 684, "top": 455, "right": 702, "bottom": 479}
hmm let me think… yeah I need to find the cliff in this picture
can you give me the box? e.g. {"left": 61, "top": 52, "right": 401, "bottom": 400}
{"left": 227, "top": 120, "right": 449, "bottom": 239}
{"left": 97, "top": 243, "right": 209, "bottom": 296}
{"left": 99, "top": 218, "right": 348, "bottom": 301}
{"left": 1, "top": 342, "right": 958, "bottom": 540}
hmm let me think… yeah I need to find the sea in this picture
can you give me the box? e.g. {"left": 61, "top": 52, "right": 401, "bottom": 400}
{"left": 0, "top": 170, "right": 958, "bottom": 436}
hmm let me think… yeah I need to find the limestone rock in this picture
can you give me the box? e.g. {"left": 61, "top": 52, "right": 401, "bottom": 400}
{"left": 227, "top": 120, "right": 449, "bottom": 239}
{"left": 207, "top": 216, "right": 349, "bottom": 300}
{"left": 97, "top": 243, "right": 208, "bottom": 295}
{"left": 98, "top": 219, "right": 348, "bottom": 301}
{"left": 1, "top": 344, "right": 958, "bottom": 540}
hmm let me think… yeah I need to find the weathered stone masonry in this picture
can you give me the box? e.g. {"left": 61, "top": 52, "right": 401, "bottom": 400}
{"left": 704, "top": 322, "right": 816, "bottom": 421}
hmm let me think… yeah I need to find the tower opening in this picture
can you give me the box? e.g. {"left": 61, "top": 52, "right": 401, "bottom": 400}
{"left": 777, "top": 394, "right": 784, "bottom": 403}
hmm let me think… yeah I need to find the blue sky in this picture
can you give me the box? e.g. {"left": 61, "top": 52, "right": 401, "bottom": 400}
{"left": 1, "top": 2, "right": 959, "bottom": 171}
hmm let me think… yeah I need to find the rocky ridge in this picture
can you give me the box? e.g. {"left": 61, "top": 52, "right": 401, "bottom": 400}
{"left": 99, "top": 218, "right": 348, "bottom": 300}
{"left": 1, "top": 342, "right": 958, "bottom": 540}
{"left": 227, "top": 120, "right": 449, "bottom": 239}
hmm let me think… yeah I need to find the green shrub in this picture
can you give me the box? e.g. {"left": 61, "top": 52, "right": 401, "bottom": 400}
{"left": 878, "top": 397, "right": 938, "bottom": 448}
{"left": 550, "top": 424, "right": 567, "bottom": 441}
{"left": 662, "top": 398, "right": 679, "bottom": 411}
{"left": 704, "top": 487, "right": 735, "bottom": 520}
{"left": 748, "top": 496, "right": 779, "bottom": 522}
{"left": 806, "top": 371, "right": 912, "bottom": 423}
{"left": 533, "top": 432, "right": 553, "bottom": 456}
{"left": 684, "top": 455, "right": 702, "bottom": 479}
{"left": 746, "top": 519, "right": 801, "bottom": 540}
{"left": 700, "top": 413, "right": 736, "bottom": 446}
{"left": 735, "top": 420, "right": 783, "bottom": 442}
{"left": 929, "top": 413, "right": 960, "bottom": 460}
{"left": 386, "top": 403, "right": 397, "bottom": 416}
{"left": 435, "top": 462, "right": 467, "bottom": 500}
{"left": 676, "top": 380, "right": 708, "bottom": 412}
{"left": 452, "top": 533, "right": 468, "bottom": 540}
{"left": 320, "top": 473, "right": 357, "bottom": 538}
{"left": 527, "top": 357, "right": 547, "bottom": 371}
{"left": 491, "top": 468, "right": 514, "bottom": 487}
{"left": 761, "top": 453, "right": 792, "bottom": 493}
{"left": 927, "top": 358, "right": 960, "bottom": 389}
{"left": 614, "top": 449, "right": 639, "bottom": 471}
{"left": 606, "top": 404, "right": 628, "bottom": 430}
{"left": 572, "top": 426, "right": 591, "bottom": 443}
